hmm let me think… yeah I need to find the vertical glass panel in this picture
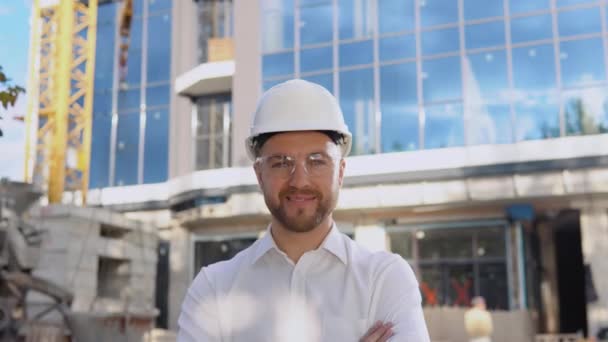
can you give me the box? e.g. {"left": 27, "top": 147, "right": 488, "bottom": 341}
{"left": 514, "top": 95, "right": 560, "bottom": 140}
{"left": 419, "top": 229, "right": 473, "bottom": 259}
{"left": 558, "top": 7, "right": 602, "bottom": 37}
{"left": 465, "top": 21, "right": 505, "bottom": 50}
{"left": 94, "top": 23, "right": 116, "bottom": 90}
{"left": 467, "top": 104, "right": 513, "bottom": 145}
{"left": 98, "top": 2, "right": 117, "bottom": 24}
{"left": 300, "top": 1, "right": 333, "bottom": 45}
{"left": 419, "top": 265, "right": 444, "bottom": 306}
{"left": 560, "top": 38, "right": 606, "bottom": 87}
{"left": 144, "top": 109, "right": 169, "bottom": 183}
{"left": 423, "top": 56, "right": 462, "bottom": 102}
{"left": 421, "top": 27, "right": 459, "bottom": 56}
{"left": 339, "top": 0, "right": 374, "bottom": 40}
{"left": 133, "top": 0, "right": 144, "bottom": 16}
{"left": 564, "top": 87, "right": 608, "bottom": 136}
{"left": 262, "top": 0, "right": 294, "bottom": 52}
{"left": 93, "top": 90, "right": 113, "bottom": 116}
{"left": 388, "top": 231, "right": 413, "bottom": 259}
{"left": 302, "top": 73, "right": 334, "bottom": 93}
{"left": 339, "top": 40, "right": 373, "bottom": 67}
{"left": 479, "top": 263, "right": 509, "bottom": 310}
{"left": 557, "top": 0, "right": 598, "bottom": 6}
{"left": 380, "top": 62, "right": 419, "bottom": 152}
{"left": 510, "top": 14, "right": 553, "bottom": 43}
{"left": 509, "top": 0, "right": 550, "bottom": 14}
{"left": 339, "top": 68, "right": 375, "bottom": 155}
{"left": 124, "top": 48, "right": 142, "bottom": 86}
{"left": 115, "top": 113, "right": 140, "bottom": 186}
{"left": 446, "top": 265, "right": 475, "bottom": 307}
{"left": 464, "top": 50, "right": 509, "bottom": 100}
{"left": 464, "top": 0, "right": 503, "bottom": 20}
{"left": 425, "top": 103, "right": 464, "bottom": 148}
{"left": 89, "top": 114, "right": 112, "bottom": 189}
{"left": 146, "top": 84, "right": 170, "bottom": 108}
{"left": 148, "top": 0, "right": 172, "bottom": 12}
{"left": 379, "top": 34, "right": 416, "bottom": 62}
{"left": 476, "top": 227, "right": 507, "bottom": 258}
{"left": 378, "top": 0, "right": 415, "bottom": 33}
{"left": 512, "top": 44, "right": 556, "bottom": 92}
{"left": 263, "top": 52, "right": 294, "bottom": 78}
{"left": 117, "top": 87, "right": 141, "bottom": 112}
{"left": 420, "top": 0, "right": 458, "bottom": 28}
{"left": 300, "top": 46, "right": 333, "bottom": 73}
{"left": 147, "top": 13, "right": 172, "bottom": 83}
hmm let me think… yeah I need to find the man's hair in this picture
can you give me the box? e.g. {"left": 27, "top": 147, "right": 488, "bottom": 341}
{"left": 252, "top": 130, "right": 345, "bottom": 158}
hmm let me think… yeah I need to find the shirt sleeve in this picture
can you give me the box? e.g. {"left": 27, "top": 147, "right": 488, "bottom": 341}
{"left": 177, "top": 268, "right": 222, "bottom": 342}
{"left": 371, "top": 255, "right": 430, "bottom": 342}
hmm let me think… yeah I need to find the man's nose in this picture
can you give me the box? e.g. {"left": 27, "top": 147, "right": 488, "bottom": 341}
{"left": 288, "top": 161, "right": 311, "bottom": 188}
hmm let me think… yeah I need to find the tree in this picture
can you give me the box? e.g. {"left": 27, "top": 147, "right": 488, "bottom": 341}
{"left": 0, "top": 65, "right": 26, "bottom": 137}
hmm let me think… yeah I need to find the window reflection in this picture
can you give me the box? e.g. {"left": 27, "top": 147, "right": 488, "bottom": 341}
{"left": 115, "top": 113, "right": 140, "bottom": 186}
{"left": 509, "top": 0, "right": 550, "bottom": 14}
{"left": 380, "top": 63, "right": 418, "bottom": 152}
{"left": 300, "top": 46, "right": 333, "bottom": 73}
{"left": 420, "top": 0, "right": 458, "bottom": 28}
{"left": 560, "top": 38, "right": 606, "bottom": 87}
{"left": 423, "top": 56, "right": 462, "bottom": 102}
{"left": 464, "top": 0, "right": 503, "bottom": 20}
{"left": 146, "top": 84, "right": 170, "bottom": 108}
{"left": 558, "top": 7, "right": 602, "bottom": 37}
{"left": 515, "top": 96, "right": 560, "bottom": 141}
{"left": 425, "top": 103, "right": 464, "bottom": 149}
{"left": 262, "top": 52, "right": 294, "bottom": 78}
{"left": 467, "top": 105, "right": 513, "bottom": 145}
{"left": 340, "top": 68, "right": 375, "bottom": 155}
{"left": 144, "top": 109, "right": 168, "bottom": 183}
{"left": 380, "top": 34, "right": 416, "bottom": 62}
{"left": 422, "top": 27, "right": 459, "bottom": 56}
{"left": 300, "top": 1, "right": 333, "bottom": 45}
{"left": 564, "top": 88, "right": 608, "bottom": 136}
{"left": 512, "top": 44, "right": 556, "bottom": 92}
{"left": 464, "top": 51, "right": 509, "bottom": 100}
{"left": 378, "top": 0, "right": 415, "bottom": 33}
{"left": 339, "top": 40, "right": 373, "bottom": 67}
{"left": 262, "top": 0, "right": 294, "bottom": 52}
{"left": 510, "top": 14, "right": 552, "bottom": 43}
{"left": 302, "top": 73, "right": 334, "bottom": 94}
{"left": 147, "top": 14, "right": 171, "bottom": 83}
{"left": 557, "top": 0, "right": 598, "bottom": 7}
{"left": 465, "top": 21, "right": 505, "bottom": 50}
{"left": 90, "top": 114, "right": 112, "bottom": 189}
{"left": 339, "top": 0, "right": 373, "bottom": 40}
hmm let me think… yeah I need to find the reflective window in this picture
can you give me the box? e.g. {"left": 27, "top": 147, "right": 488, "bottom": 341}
{"left": 558, "top": 7, "right": 602, "bottom": 37}
{"left": 515, "top": 95, "right": 560, "bottom": 140}
{"left": 98, "top": 2, "right": 117, "bottom": 24}
{"left": 512, "top": 44, "right": 556, "bottom": 92}
{"left": 302, "top": 73, "right": 334, "bottom": 93}
{"left": 380, "top": 34, "right": 416, "bottom": 62}
{"left": 263, "top": 78, "right": 289, "bottom": 91}
{"left": 422, "top": 27, "right": 459, "bottom": 56}
{"left": 197, "top": 0, "right": 233, "bottom": 64}
{"left": 147, "top": 13, "right": 172, "bottom": 83}
{"left": 133, "top": 0, "right": 144, "bottom": 16}
{"left": 464, "top": 0, "right": 503, "bottom": 20}
{"left": 564, "top": 87, "right": 608, "bottom": 136}
{"left": 467, "top": 104, "right": 513, "bottom": 145}
{"left": 90, "top": 114, "right": 112, "bottom": 189}
{"left": 560, "top": 38, "right": 606, "bottom": 87}
{"left": 115, "top": 113, "right": 140, "bottom": 186}
{"left": 95, "top": 23, "right": 116, "bottom": 90}
{"left": 425, "top": 103, "right": 464, "bottom": 148}
{"left": 423, "top": 56, "right": 462, "bottom": 102}
{"left": 262, "top": 52, "right": 294, "bottom": 78}
{"left": 465, "top": 50, "right": 509, "bottom": 100}
{"left": 378, "top": 0, "right": 415, "bottom": 34}
{"left": 339, "top": 0, "right": 374, "bottom": 40}
{"left": 380, "top": 63, "right": 418, "bottom": 152}
{"left": 557, "top": 0, "right": 598, "bottom": 6}
{"left": 117, "top": 88, "right": 141, "bottom": 112}
{"left": 149, "top": 0, "right": 172, "bottom": 13}
{"left": 144, "top": 109, "right": 169, "bottom": 183}
{"left": 93, "top": 90, "right": 113, "bottom": 116}
{"left": 300, "top": 46, "right": 333, "bottom": 73}
{"left": 262, "top": 0, "right": 294, "bottom": 52}
{"left": 146, "top": 84, "right": 170, "bottom": 108}
{"left": 124, "top": 48, "right": 142, "bottom": 86}
{"left": 509, "top": 0, "right": 550, "bottom": 14}
{"left": 510, "top": 14, "right": 552, "bottom": 43}
{"left": 420, "top": 0, "right": 458, "bottom": 28}
{"left": 388, "top": 231, "right": 413, "bottom": 259}
{"left": 339, "top": 68, "right": 375, "bottom": 155}
{"left": 339, "top": 40, "right": 373, "bottom": 67}
{"left": 465, "top": 21, "right": 505, "bottom": 50}
{"left": 195, "top": 94, "right": 231, "bottom": 170}
{"left": 300, "top": 1, "right": 333, "bottom": 45}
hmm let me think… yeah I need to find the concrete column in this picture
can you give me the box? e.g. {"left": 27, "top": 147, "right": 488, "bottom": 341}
{"left": 537, "top": 220, "right": 560, "bottom": 333}
{"left": 168, "top": 223, "right": 192, "bottom": 331}
{"left": 579, "top": 204, "right": 608, "bottom": 338}
{"left": 232, "top": 0, "right": 261, "bottom": 167}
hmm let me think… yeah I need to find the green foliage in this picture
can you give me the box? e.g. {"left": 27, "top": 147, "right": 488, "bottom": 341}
{"left": 0, "top": 65, "right": 26, "bottom": 137}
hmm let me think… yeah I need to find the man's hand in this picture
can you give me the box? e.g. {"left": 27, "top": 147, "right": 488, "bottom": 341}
{"left": 360, "top": 321, "right": 394, "bottom": 342}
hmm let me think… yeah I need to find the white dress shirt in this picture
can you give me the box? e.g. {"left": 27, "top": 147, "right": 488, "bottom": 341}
{"left": 178, "top": 225, "right": 430, "bottom": 342}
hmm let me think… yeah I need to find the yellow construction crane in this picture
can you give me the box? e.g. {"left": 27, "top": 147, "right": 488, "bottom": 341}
{"left": 24, "top": 0, "right": 98, "bottom": 204}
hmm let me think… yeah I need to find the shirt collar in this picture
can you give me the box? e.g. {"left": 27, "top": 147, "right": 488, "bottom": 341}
{"left": 250, "top": 223, "right": 348, "bottom": 266}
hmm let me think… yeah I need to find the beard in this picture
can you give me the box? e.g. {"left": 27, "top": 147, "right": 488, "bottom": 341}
{"left": 264, "top": 186, "right": 336, "bottom": 233}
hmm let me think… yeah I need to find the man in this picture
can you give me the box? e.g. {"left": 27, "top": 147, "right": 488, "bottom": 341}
{"left": 464, "top": 296, "right": 493, "bottom": 342}
{"left": 177, "top": 79, "right": 429, "bottom": 341}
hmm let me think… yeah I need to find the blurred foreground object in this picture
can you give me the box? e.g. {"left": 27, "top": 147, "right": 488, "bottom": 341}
{"left": 464, "top": 296, "right": 493, "bottom": 342}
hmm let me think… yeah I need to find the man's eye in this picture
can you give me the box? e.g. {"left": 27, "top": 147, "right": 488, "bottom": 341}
{"left": 271, "top": 159, "right": 292, "bottom": 168}
{"left": 309, "top": 159, "right": 327, "bottom": 166}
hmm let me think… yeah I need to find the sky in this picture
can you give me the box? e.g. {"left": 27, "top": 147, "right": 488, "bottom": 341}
{"left": 0, "top": 0, "right": 30, "bottom": 181}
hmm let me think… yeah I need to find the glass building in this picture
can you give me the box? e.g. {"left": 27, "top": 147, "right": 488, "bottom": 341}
{"left": 261, "top": 0, "right": 608, "bottom": 155}
{"left": 90, "top": 0, "right": 172, "bottom": 188}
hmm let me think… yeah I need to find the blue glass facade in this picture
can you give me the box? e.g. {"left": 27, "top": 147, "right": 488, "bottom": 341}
{"left": 261, "top": 0, "right": 608, "bottom": 156}
{"left": 90, "top": 0, "right": 172, "bottom": 188}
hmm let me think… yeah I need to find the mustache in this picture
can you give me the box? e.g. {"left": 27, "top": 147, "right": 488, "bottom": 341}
{"left": 279, "top": 187, "right": 322, "bottom": 199}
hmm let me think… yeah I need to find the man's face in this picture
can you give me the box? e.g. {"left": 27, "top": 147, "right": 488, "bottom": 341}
{"left": 254, "top": 131, "right": 345, "bottom": 233}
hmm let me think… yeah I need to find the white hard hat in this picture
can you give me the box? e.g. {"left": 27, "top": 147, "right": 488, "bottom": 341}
{"left": 246, "top": 79, "right": 352, "bottom": 160}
